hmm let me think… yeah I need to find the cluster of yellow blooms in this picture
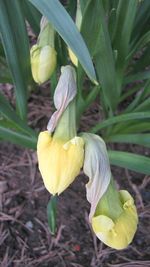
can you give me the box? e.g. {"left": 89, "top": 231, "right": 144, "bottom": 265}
{"left": 30, "top": 17, "right": 138, "bottom": 250}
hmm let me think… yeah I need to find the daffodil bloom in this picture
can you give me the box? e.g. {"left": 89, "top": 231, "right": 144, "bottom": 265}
{"left": 82, "top": 133, "right": 138, "bottom": 249}
{"left": 30, "top": 44, "right": 56, "bottom": 84}
{"left": 37, "top": 132, "right": 84, "bottom": 195}
{"left": 37, "top": 66, "right": 84, "bottom": 195}
{"left": 30, "top": 16, "right": 57, "bottom": 84}
{"left": 92, "top": 183, "right": 138, "bottom": 249}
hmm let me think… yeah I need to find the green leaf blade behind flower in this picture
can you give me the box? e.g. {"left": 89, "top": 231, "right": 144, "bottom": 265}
{"left": 93, "top": 0, "right": 118, "bottom": 113}
{"left": 0, "top": 92, "right": 37, "bottom": 137}
{"left": 0, "top": 0, "right": 31, "bottom": 121}
{"left": 0, "top": 123, "right": 37, "bottom": 149}
{"left": 109, "top": 150, "right": 150, "bottom": 175}
{"left": 107, "top": 134, "right": 150, "bottom": 148}
{"left": 29, "top": 0, "right": 97, "bottom": 84}
{"left": 91, "top": 112, "right": 150, "bottom": 133}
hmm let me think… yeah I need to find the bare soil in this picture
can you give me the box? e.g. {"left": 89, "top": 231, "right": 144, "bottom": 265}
{"left": 0, "top": 87, "right": 150, "bottom": 267}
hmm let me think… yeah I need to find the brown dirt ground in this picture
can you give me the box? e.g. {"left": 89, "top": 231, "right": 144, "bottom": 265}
{"left": 0, "top": 87, "right": 150, "bottom": 267}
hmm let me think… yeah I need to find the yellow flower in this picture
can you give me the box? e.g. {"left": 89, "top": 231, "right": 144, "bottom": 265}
{"left": 37, "top": 66, "right": 83, "bottom": 195}
{"left": 92, "top": 188, "right": 138, "bottom": 249}
{"left": 82, "top": 133, "right": 138, "bottom": 249}
{"left": 30, "top": 44, "right": 56, "bottom": 84}
{"left": 37, "top": 131, "right": 84, "bottom": 195}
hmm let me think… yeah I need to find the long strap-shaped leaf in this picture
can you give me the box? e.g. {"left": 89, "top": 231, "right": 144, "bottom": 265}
{"left": 119, "top": 122, "right": 150, "bottom": 134}
{"left": 112, "top": 0, "right": 137, "bottom": 70}
{"left": 0, "top": 56, "right": 12, "bottom": 83}
{"left": 0, "top": 125, "right": 37, "bottom": 149}
{"left": 21, "top": 0, "right": 41, "bottom": 34}
{"left": 29, "top": 0, "right": 97, "bottom": 84}
{"left": 93, "top": 0, "right": 118, "bottom": 113}
{"left": 132, "top": 0, "right": 150, "bottom": 44}
{"left": 91, "top": 112, "right": 150, "bottom": 133}
{"left": 0, "top": 0, "right": 30, "bottom": 120}
{"left": 0, "top": 92, "right": 36, "bottom": 137}
{"left": 107, "top": 134, "right": 150, "bottom": 148}
{"left": 109, "top": 150, "right": 150, "bottom": 175}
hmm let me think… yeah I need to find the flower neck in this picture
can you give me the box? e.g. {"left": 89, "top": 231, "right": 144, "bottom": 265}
{"left": 53, "top": 99, "right": 77, "bottom": 142}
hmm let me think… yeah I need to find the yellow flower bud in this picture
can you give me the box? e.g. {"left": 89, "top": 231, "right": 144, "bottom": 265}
{"left": 37, "top": 131, "right": 84, "bottom": 195}
{"left": 68, "top": 48, "right": 78, "bottom": 67}
{"left": 30, "top": 44, "right": 57, "bottom": 84}
{"left": 92, "top": 188, "right": 138, "bottom": 249}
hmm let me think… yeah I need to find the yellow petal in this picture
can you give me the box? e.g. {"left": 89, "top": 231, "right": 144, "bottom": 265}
{"left": 92, "top": 191, "right": 138, "bottom": 250}
{"left": 68, "top": 48, "right": 78, "bottom": 67}
{"left": 92, "top": 215, "right": 114, "bottom": 233}
{"left": 37, "top": 131, "right": 84, "bottom": 195}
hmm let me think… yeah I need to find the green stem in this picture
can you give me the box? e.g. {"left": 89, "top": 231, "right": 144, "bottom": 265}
{"left": 53, "top": 100, "right": 77, "bottom": 141}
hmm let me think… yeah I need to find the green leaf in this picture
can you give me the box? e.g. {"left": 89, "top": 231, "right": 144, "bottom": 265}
{"left": 80, "top": 0, "right": 101, "bottom": 56}
{"left": 111, "top": 0, "right": 137, "bottom": 96}
{"left": 0, "top": 124, "right": 37, "bottom": 149}
{"left": 124, "top": 80, "right": 150, "bottom": 113}
{"left": 119, "top": 84, "right": 141, "bottom": 103}
{"left": 77, "top": 85, "right": 100, "bottom": 120}
{"left": 93, "top": 0, "right": 118, "bottom": 112}
{"left": 128, "top": 30, "right": 150, "bottom": 60}
{"left": 0, "top": 92, "right": 36, "bottom": 137}
{"left": 29, "top": 0, "right": 97, "bottom": 84}
{"left": 132, "top": 46, "right": 150, "bottom": 73}
{"left": 132, "top": 0, "right": 150, "bottom": 44}
{"left": 91, "top": 112, "right": 150, "bottom": 133}
{"left": 0, "top": 56, "right": 12, "bottom": 83}
{"left": 107, "top": 134, "right": 150, "bottom": 148}
{"left": 109, "top": 150, "right": 150, "bottom": 175}
{"left": 120, "top": 122, "right": 150, "bottom": 134}
{"left": 125, "top": 70, "right": 150, "bottom": 84}
{"left": 79, "top": 0, "right": 89, "bottom": 13}
{"left": 21, "top": 0, "right": 41, "bottom": 34}
{"left": 0, "top": 0, "right": 30, "bottom": 120}
{"left": 112, "top": 0, "right": 137, "bottom": 68}
{"left": 47, "top": 196, "right": 57, "bottom": 235}
{"left": 67, "top": 0, "right": 77, "bottom": 18}
{"left": 133, "top": 98, "right": 150, "bottom": 112}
